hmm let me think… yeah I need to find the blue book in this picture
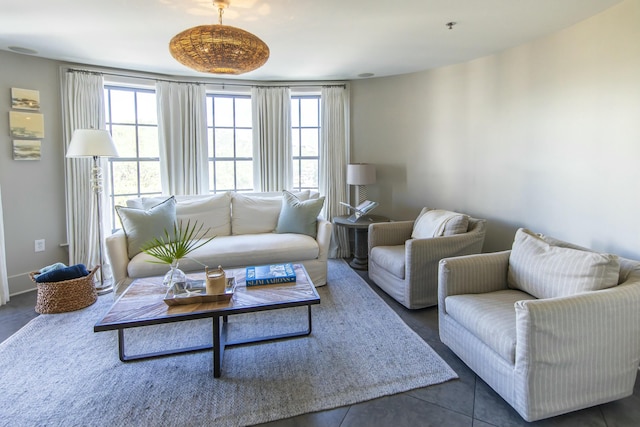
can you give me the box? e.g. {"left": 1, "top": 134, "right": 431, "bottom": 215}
{"left": 245, "top": 263, "right": 297, "bottom": 286}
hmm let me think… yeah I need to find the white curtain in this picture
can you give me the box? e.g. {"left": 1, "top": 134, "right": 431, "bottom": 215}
{"left": 251, "top": 86, "right": 292, "bottom": 191}
{"left": 320, "top": 85, "right": 351, "bottom": 258}
{"left": 0, "top": 184, "right": 9, "bottom": 305}
{"left": 62, "top": 71, "right": 107, "bottom": 272}
{"left": 156, "top": 81, "right": 209, "bottom": 195}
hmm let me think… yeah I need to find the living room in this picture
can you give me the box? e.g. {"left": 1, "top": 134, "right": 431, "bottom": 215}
{"left": 0, "top": 0, "right": 639, "bottom": 426}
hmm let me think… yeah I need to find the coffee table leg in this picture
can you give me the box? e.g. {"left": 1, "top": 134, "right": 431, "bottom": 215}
{"left": 213, "top": 315, "right": 227, "bottom": 378}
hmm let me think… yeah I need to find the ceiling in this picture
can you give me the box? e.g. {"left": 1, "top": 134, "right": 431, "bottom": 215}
{"left": 0, "top": 0, "right": 621, "bottom": 82}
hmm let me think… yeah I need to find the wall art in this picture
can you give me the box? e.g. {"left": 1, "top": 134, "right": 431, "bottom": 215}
{"left": 9, "top": 111, "right": 44, "bottom": 138}
{"left": 11, "top": 88, "right": 40, "bottom": 110}
{"left": 13, "top": 140, "right": 41, "bottom": 160}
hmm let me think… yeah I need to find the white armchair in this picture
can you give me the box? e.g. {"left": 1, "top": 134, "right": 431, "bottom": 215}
{"left": 368, "top": 208, "right": 486, "bottom": 309}
{"left": 438, "top": 228, "right": 640, "bottom": 421}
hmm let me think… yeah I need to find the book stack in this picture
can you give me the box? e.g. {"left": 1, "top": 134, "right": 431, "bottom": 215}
{"left": 245, "top": 263, "right": 297, "bottom": 286}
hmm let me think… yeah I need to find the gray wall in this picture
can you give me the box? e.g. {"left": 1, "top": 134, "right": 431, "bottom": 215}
{"left": 351, "top": 0, "right": 640, "bottom": 258}
{"left": 0, "top": 50, "right": 68, "bottom": 294}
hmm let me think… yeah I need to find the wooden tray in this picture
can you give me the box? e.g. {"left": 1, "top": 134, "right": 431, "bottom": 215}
{"left": 164, "top": 278, "right": 236, "bottom": 306}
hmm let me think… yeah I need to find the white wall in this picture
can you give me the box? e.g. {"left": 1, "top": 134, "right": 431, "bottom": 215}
{"left": 0, "top": 51, "right": 69, "bottom": 294}
{"left": 351, "top": 0, "right": 640, "bottom": 257}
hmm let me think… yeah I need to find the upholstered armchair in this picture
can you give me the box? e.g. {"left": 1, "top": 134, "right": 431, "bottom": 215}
{"left": 438, "top": 228, "right": 640, "bottom": 422}
{"left": 368, "top": 208, "right": 486, "bottom": 309}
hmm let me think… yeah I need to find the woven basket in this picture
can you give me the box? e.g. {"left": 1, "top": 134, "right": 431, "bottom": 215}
{"left": 29, "top": 266, "right": 99, "bottom": 314}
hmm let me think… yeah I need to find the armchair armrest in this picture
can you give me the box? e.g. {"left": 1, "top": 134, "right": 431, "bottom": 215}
{"left": 368, "top": 220, "right": 414, "bottom": 255}
{"left": 105, "top": 230, "right": 130, "bottom": 294}
{"left": 514, "top": 282, "right": 640, "bottom": 419}
{"left": 438, "top": 250, "right": 511, "bottom": 310}
{"left": 315, "top": 218, "right": 333, "bottom": 261}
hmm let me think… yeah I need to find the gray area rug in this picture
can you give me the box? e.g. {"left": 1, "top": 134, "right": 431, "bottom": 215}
{"left": 0, "top": 259, "right": 456, "bottom": 427}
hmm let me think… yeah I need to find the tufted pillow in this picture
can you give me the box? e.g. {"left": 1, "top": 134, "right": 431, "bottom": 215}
{"left": 275, "top": 191, "right": 325, "bottom": 238}
{"left": 507, "top": 228, "right": 620, "bottom": 299}
{"left": 115, "top": 196, "right": 177, "bottom": 259}
{"left": 231, "top": 193, "right": 282, "bottom": 235}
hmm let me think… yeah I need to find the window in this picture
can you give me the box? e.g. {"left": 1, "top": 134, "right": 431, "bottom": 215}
{"left": 291, "top": 95, "right": 320, "bottom": 192}
{"left": 206, "top": 94, "right": 253, "bottom": 193}
{"left": 104, "top": 85, "right": 160, "bottom": 231}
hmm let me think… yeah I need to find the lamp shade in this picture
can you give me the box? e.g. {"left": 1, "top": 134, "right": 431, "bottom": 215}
{"left": 66, "top": 129, "right": 119, "bottom": 158}
{"left": 347, "top": 163, "right": 376, "bottom": 186}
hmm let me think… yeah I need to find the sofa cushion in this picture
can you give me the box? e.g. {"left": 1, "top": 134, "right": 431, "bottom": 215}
{"left": 370, "top": 245, "right": 406, "bottom": 279}
{"left": 231, "top": 193, "right": 282, "bottom": 235}
{"left": 275, "top": 191, "right": 325, "bottom": 238}
{"left": 507, "top": 228, "right": 620, "bottom": 299}
{"left": 116, "top": 196, "right": 177, "bottom": 258}
{"left": 446, "top": 289, "right": 536, "bottom": 363}
{"left": 127, "top": 233, "right": 319, "bottom": 278}
{"left": 411, "top": 208, "right": 469, "bottom": 239}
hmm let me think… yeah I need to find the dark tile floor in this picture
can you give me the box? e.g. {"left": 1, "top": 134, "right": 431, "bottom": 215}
{"left": 1, "top": 271, "right": 639, "bottom": 427}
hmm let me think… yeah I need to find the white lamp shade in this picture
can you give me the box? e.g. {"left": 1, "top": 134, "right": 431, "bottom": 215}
{"left": 66, "top": 129, "right": 119, "bottom": 158}
{"left": 347, "top": 163, "right": 376, "bottom": 185}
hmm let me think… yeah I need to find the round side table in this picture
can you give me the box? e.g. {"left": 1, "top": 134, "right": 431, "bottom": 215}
{"left": 333, "top": 214, "right": 390, "bottom": 270}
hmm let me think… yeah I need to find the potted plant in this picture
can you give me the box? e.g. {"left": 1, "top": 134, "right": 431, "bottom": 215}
{"left": 141, "top": 220, "right": 216, "bottom": 287}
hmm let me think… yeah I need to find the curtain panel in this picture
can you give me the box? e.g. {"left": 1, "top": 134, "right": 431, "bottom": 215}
{"left": 251, "top": 87, "right": 292, "bottom": 192}
{"left": 320, "top": 86, "right": 351, "bottom": 258}
{"left": 61, "top": 71, "right": 108, "bottom": 274}
{"left": 156, "top": 81, "right": 209, "bottom": 195}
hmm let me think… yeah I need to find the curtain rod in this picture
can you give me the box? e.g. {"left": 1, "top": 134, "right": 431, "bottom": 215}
{"left": 63, "top": 66, "right": 348, "bottom": 89}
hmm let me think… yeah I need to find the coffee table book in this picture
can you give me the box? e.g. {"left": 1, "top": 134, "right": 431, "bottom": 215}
{"left": 164, "top": 278, "right": 236, "bottom": 306}
{"left": 246, "top": 263, "right": 296, "bottom": 286}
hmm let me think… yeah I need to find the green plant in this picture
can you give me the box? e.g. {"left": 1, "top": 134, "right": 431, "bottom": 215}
{"left": 141, "top": 220, "right": 216, "bottom": 264}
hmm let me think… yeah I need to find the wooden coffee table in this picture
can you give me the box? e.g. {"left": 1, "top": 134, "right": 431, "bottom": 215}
{"left": 94, "top": 264, "right": 320, "bottom": 377}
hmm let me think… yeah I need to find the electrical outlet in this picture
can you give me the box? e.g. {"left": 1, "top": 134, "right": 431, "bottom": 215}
{"left": 35, "top": 239, "right": 45, "bottom": 252}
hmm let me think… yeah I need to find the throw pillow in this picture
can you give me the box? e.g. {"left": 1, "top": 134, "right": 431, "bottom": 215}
{"left": 231, "top": 193, "right": 283, "bottom": 235}
{"left": 507, "top": 228, "right": 620, "bottom": 299}
{"left": 412, "top": 208, "right": 469, "bottom": 239}
{"left": 115, "top": 196, "right": 177, "bottom": 259}
{"left": 275, "top": 191, "right": 325, "bottom": 238}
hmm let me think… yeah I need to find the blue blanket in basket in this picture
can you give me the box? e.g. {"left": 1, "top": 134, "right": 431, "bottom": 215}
{"left": 36, "top": 264, "right": 90, "bottom": 283}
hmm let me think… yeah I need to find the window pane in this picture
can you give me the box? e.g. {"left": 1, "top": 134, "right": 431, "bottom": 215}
{"left": 138, "top": 126, "right": 159, "bottom": 158}
{"left": 206, "top": 96, "right": 213, "bottom": 127}
{"left": 112, "top": 162, "right": 139, "bottom": 194}
{"left": 291, "top": 98, "right": 300, "bottom": 127}
{"left": 300, "top": 98, "right": 319, "bottom": 127}
{"left": 293, "top": 160, "right": 300, "bottom": 189}
{"left": 236, "top": 129, "right": 252, "bottom": 157}
{"left": 300, "top": 159, "right": 318, "bottom": 188}
{"left": 235, "top": 97, "right": 252, "bottom": 127}
{"left": 110, "top": 125, "right": 137, "bottom": 158}
{"left": 215, "top": 160, "right": 235, "bottom": 190}
{"left": 301, "top": 129, "right": 319, "bottom": 156}
{"left": 207, "top": 128, "right": 214, "bottom": 156}
{"left": 214, "top": 97, "right": 233, "bottom": 127}
{"left": 236, "top": 160, "right": 253, "bottom": 190}
{"left": 139, "top": 161, "right": 161, "bottom": 193}
{"left": 215, "top": 129, "right": 234, "bottom": 157}
{"left": 292, "top": 130, "right": 300, "bottom": 156}
{"left": 110, "top": 90, "right": 136, "bottom": 124}
{"left": 136, "top": 92, "right": 157, "bottom": 125}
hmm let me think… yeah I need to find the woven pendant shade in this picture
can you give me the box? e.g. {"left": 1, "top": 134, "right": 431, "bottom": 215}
{"left": 169, "top": 1, "right": 269, "bottom": 75}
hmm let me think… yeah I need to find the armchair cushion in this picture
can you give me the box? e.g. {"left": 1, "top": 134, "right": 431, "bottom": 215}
{"left": 369, "top": 245, "right": 406, "bottom": 279}
{"left": 507, "top": 228, "right": 620, "bottom": 299}
{"left": 411, "top": 208, "right": 469, "bottom": 239}
{"left": 446, "top": 289, "right": 536, "bottom": 363}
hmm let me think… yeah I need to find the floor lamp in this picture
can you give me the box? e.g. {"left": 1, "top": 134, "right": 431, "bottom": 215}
{"left": 66, "top": 129, "right": 119, "bottom": 295}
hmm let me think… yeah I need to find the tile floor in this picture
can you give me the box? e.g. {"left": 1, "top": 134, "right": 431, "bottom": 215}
{"left": 1, "top": 271, "right": 639, "bottom": 427}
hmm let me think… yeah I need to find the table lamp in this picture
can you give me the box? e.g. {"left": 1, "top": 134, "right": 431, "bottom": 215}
{"left": 347, "top": 163, "right": 376, "bottom": 205}
{"left": 66, "top": 129, "right": 119, "bottom": 294}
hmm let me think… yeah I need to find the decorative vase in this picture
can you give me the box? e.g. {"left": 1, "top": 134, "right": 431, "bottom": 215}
{"left": 163, "top": 260, "right": 187, "bottom": 288}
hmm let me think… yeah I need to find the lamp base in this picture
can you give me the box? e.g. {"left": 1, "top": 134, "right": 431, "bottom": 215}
{"left": 94, "top": 277, "right": 114, "bottom": 295}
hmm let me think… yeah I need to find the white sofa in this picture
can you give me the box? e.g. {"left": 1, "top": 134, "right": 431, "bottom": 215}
{"left": 106, "top": 191, "right": 332, "bottom": 295}
{"left": 438, "top": 228, "right": 640, "bottom": 421}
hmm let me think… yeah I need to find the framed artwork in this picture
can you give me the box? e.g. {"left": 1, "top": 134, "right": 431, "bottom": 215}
{"left": 13, "top": 140, "right": 41, "bottom": 160}
{"left": 11, "top": 88, "right": 40, "bottom": 110}
{"left": 9, "top": 111, "right": 44, "bottom": 138}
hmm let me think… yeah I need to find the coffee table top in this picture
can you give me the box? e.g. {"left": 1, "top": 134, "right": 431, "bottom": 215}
{"left": 94, "top": 263, "right": 320, "bottom": 332}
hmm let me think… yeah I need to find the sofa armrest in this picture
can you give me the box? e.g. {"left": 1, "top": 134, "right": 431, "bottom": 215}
{"left": 316, "top": 218, "right": 333, "bottom": 261}
{"left": 438, "top": 251, "right": 511, "bottom": 309}
{"left": 514, "top": 282, "right": 640, "bottom": 419}
{"left": 105, "top": 230, "right": 130, "bottom": 293}
{"left": 368, "top": 220, "right": 414, "bottom": 255}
